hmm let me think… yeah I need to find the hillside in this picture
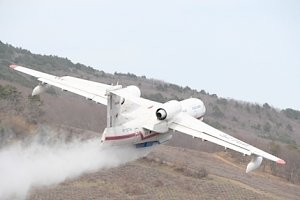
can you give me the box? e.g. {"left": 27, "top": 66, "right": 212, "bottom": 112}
{"left": 1, "top": 41, "right": 300, "bottom": 199}
{"left": 1, "top": 41, "right": 300, "bottom": 145}
{"left": 28, "top": 145, "right": 300, "bottom": 200}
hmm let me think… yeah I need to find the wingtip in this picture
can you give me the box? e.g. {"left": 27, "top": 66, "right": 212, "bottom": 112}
{"left": 9, "top": 64, "right": 18, "bottom": 69}
{"left": 277, "top": 159, "right": 286, "bottom": 165}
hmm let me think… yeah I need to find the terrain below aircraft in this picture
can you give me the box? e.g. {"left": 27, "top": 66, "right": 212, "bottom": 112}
{"left": 9, "top": 64, "right": 285, "bottom": 173}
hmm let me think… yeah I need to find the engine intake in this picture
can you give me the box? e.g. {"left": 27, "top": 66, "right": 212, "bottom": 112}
{"left": 156, "top": 100, "right": 182, "bottom": 120}
{"left": 156, "top": 108, "right": 167, "bottom": 120}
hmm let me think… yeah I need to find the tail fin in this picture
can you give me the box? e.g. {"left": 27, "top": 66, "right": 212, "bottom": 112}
{"left": 107, "top": 92, "right": 123, "bottom": 127}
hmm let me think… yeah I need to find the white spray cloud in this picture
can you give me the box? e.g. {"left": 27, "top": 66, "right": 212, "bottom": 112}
{"left": 0, "top": 131, "right": 151, "bottom": 200}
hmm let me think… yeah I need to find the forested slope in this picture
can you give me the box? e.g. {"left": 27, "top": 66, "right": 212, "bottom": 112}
{"left": 1, "top": 41, "right": 300, "bottom": 183}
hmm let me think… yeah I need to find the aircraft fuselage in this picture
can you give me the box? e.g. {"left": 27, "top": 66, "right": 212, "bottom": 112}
{"left": 101, "top": 124, "right": 172, "bottom": 148}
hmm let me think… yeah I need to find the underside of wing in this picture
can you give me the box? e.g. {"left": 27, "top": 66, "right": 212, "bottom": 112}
{"left": 169, "top": 113, "right": 285, "bottom": 172}
{"left": 10, "top": 65, "right": 110, "bottom": 105}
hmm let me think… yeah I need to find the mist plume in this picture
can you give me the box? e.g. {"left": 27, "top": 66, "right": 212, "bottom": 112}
{"left": 0, "top": 128, "right": 150, "bottom": 200}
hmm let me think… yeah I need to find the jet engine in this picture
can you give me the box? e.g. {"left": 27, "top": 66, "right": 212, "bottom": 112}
{"left": 120, "top": 85, "right": 141, "bottom": 105}
{"left": 155, "top": 98, "right": 206, "bottom": 121}
{"left": 180, "top": 98, "right": 206, "bottom": 120}
{"left": 123, "top": 85, "right": 141, "bottom": 97}
{"left": 156, "top": 100, "right": 182, "bottom": 120}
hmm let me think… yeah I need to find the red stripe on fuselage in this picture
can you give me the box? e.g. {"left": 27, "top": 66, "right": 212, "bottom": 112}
{"left": 105, "top": 133, "right": 136, "bottom": 140}
{"left": 105, "top": 132, "right": 160, "bottom": 141}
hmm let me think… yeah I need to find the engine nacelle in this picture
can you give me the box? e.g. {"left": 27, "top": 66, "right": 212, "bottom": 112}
{"left": 155, "top": 98, "right": 206, "bottom": 121}
{"left": 156, "top": 100, "right": 182, "bottom": 120}
{"left": 123, "top": 85, "right": 141, "bottom": 97}
{"left": 32, "top": 84, "right": 50, "bottom": 96}
{"left": 180, "top": 98, "right": 206, "bottom": 119}
{"left": 120, "top": 85, "right": 141, "bottom": 105}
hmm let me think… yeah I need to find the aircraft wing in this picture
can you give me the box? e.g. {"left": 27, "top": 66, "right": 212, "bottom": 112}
{"left": 169, "top": 113, "right": 286, "bottom": 172}
{"left": 9, "top": 64, "right": 111, "bottom": 105}
{"left": 110, "top": 88, "right": 161, "bottom": 108}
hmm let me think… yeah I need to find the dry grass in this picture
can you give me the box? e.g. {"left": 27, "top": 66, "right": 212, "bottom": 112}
{"left": 4, "top": 115, "right": 35, "bottom": 136}
{"left": 28, "top": 145, "right": 300, "bottom": 200}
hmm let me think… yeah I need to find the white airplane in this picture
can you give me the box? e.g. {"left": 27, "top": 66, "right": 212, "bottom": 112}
{"left": 9, "top": 64, "right": 286, "bottom": 173}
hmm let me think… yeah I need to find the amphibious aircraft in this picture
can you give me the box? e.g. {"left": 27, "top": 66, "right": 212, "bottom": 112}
{"left": 9, "top": 64, "right": 285, "bottom": 173}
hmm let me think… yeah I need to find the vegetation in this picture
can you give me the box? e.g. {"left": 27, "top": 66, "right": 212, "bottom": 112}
{"left": 1, "top": 40, "right": 300, "bottom": 184}
{"left": 0, "top": 84, "right": 21, "bottom": 102}
{"left": 282, "top": 108, "right": 300, "bottom": 120}
{"left": 0, "top": 84, "right": 44, "bottom": 142}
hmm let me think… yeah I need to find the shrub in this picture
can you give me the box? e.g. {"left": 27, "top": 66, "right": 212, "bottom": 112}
{"left": 263, "top": 122, "right": 272, "bottom": 132}
{"left": 283, "top": 108, "right": 300, "bottom": 120}
{"left": 211, "top": 106, "right": 225, "bottom": 118}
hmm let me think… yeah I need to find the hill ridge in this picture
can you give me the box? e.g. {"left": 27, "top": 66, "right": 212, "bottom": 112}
{"left": 1, "top": 41, "right": 300, "bottom": 185}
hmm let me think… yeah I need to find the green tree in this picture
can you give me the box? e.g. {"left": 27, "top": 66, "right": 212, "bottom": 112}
{"left": 211, "top": 105, "right": 225, "bottom": 118}
{"left": 269, "top": 141, "right": 281, "bottom": 175}
{"left": 263, "top": 122, "right": 271, "bottom": 132}
{"left": 286, "top": 124, "right": 293, "bottom": 132}
{"left": 263, "top": 103, "right": 271, "bottom": 109}
{"left": 25, "top": 95, "right": 44, "bottom": 124}
{"left": 283, "top": 108, "right": 300, "bottom": 120}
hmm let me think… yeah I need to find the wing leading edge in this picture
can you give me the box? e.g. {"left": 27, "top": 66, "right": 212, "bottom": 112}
{"left": 169, "top": 113, "right": 285, "bottom": 172}
{"left": 10, "top": 64, "right": 111, "bottom": 105}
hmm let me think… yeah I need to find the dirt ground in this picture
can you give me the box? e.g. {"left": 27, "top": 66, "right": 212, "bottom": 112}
{"left": 28, "top": 145, "right": 300, "bottom": 200}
